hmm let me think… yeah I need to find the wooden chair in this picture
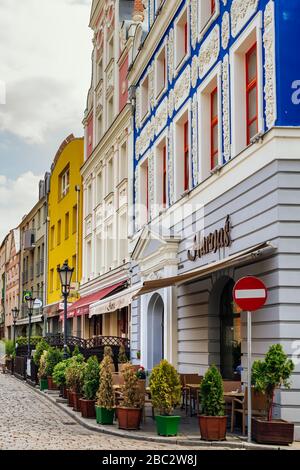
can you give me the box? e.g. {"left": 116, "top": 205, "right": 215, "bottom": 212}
{"left": 231, "top": 387, "right": 268, "bottom": 435}
{"left": 183, "top": 374, "right": 203, "bottom": 416}
{"left": 223, "top": 380, "right": 241, "bottom": 416}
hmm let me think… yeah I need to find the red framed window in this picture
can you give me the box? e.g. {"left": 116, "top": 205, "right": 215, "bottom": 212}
{"left": 184, "top": 22, "right": 188, "bottom": 55}
{"left": 184, "top": 121, "right": 189, "bottom": 191}
{"left": 210, "top": 87, "right": 218, "bottom": 170}
{"left": 163, "top": 145, "right": 167, "bottom": 207}
{"left": 211, "top": 0, "right": 216, "bottom": 14}
{"left": 246, "top": 43, "right": 258, "bottom": 145}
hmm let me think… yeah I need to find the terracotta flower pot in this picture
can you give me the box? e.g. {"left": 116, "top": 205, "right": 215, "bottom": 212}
{"left": 198, "top": 415, "right": 227, "bottom": 441}
{"left": 67, "top": 389, "right": 74, "bottom": 408}
{"left": 117, "top": 407, "right": 142, "bottom": 430}
{"left": 72, "top": 391, "right": 82, "bottom": 412}
{"left": 80, "top": 398, "right": 96, "bottom": 418}
{"left": 47, "top": 376, "right": 59, "bottom": 391}
{"left": 61, "top": 385, "right": 68, "bottom": 399}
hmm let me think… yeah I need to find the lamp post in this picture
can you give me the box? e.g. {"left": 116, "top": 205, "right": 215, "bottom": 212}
{"left": 24, "top": 293, "right": 36, "bottom": 358}
{"left": 57, "top": 260, "right": 74, "bottom": 359}
{"left": 12, "top": 307, "right": 19, "bottom": 346}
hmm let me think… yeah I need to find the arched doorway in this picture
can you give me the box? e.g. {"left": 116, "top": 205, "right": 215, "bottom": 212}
{"left": 220, "top": 278, "right": 241, "bottom": 379}
{"left": 147, "top": 293, "right": 164, "bottom": 370}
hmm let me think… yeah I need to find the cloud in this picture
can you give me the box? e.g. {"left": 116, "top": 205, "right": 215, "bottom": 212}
{"left": 0, "top": 171, "right": 41, "bottom": 242}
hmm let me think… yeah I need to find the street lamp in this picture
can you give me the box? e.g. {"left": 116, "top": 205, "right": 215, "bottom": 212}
{"left": 12, "top": 307, "right": 19, "bottom": 346}
{"left": 24, "top": 293, "right": 36, "bottom": 358}
{"left": 57, "top": 260, "right": 74, "bottom": 359}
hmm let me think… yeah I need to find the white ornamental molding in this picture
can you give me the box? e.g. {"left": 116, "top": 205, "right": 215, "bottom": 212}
{"left": 190, "top": 0, "right": 198, "bottom": 49}
{"left": 135, "top": 86, "right": 141, "bottom": 130}
{"left": 222, "top": 54, "right": 231, "bottom": 162}
{"left": 168, "top": 88, "right": 175, "bottom": 118}
{"left": 191, "top": 55, "right": 198, "bottom": 88}
{"left": 135, "top": 137, "right": 140, "bottom": 161}
{"left": 168, "top": 125, "right": 175, "bottom": 206}
{"left": 263, "top": 0, "right": 276, "bottom": 129}
{"left": 174, "top": 65, "right": 191, "bottom": 110}
{"left": 231, "top": 0, "right": 259, "bottom": 38}
{"left": 222, "top": 0, "right": 228, "bottom": 5}
{"left": 168, "top": 28, "right": 175, "bottom": 83}
{"left": 149, "top": 63, "right": 155, "bottom": 110}
{"left": 148, "top": 151, "right": 155, "bottom": 219}
{"left": 134, "top": 166, "right": 140, "bottom": 230}
{"left": 221, "top": 11, "right": 230, "bottom": 50}
{"left": 199, "top": 25, "right": 220, "bottom": 79}
{"left": 192, "top": 94, "right": 199, "bottom": 186}
{"left": 155, "top": 97, "right": 168, "bottom": 136}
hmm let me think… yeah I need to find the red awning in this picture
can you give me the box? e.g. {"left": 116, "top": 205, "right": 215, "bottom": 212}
{"left": 59, "top": 280, "right": 126, "bottom": 321}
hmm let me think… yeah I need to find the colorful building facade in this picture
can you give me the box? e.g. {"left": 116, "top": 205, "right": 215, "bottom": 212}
{"left": 128, "top": 0, "right": 300, "bottom": 438}
{"left": 44, "top": 134, "right": 83, "bottom": 336}
{"left": 4, "top": 229, "right": 20, "bottom": 340}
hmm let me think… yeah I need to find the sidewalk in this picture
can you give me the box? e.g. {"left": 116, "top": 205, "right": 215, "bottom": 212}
{"left": 30, "top": 385, "right": 300, "bottom": 450}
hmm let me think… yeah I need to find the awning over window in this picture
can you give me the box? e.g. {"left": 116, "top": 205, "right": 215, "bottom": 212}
{"left": 89, "top": 285, "right": 142, "bottom": 318}
{"left": 59, "top": 280, "right": 127, "bottom": 321}
{"left": 134, "top": 242, "right": 274, "bottom": 297}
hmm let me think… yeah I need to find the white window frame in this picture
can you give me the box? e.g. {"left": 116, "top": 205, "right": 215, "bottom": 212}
{"left": 197, "top": 61, "right": 222, "bottom": 182}
{"left": 137, "top": 155, "right": 149, "bottom": 227}
{"left": 173, "top": 102, "right": 191, "bottom": 201}
{"left": 61, "top": 168, "right": 70, "bottom": 198}
{"left": 154, "top": 130, "right": 168, "bottom": 215}
{"left": 140, "top": 74, "right": 150, "bottom": 122}
{"left": 230, "top": 13, "right": 264, "bottom": 158}
{"left": 155, "top": 42, "right": 167, "bottom": 100}
{"left": 174, "top": 5, "right": 190, "bottom": 72}
{"left": 199, "top": 0, "right": 220, "bottom": 40}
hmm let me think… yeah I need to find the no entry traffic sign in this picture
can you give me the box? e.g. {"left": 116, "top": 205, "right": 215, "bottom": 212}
{"left": 233, "top": 276, "right": 267, "bottom": 312}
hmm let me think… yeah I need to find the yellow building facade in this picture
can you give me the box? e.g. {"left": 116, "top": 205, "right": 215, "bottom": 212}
{"left": 45, "top": 134, "right": 83, "bottom": 336}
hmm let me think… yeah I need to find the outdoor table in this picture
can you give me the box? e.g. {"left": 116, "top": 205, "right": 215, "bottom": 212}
{"left": 186, "top": 384, "right": 201, "bottom": 416}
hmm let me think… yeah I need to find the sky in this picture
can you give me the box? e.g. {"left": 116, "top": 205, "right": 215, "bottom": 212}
{"left": 0, "top": 0, "right": 93, "bottom": 241}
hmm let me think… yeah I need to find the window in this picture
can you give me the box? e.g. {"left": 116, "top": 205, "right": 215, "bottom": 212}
{"left": 199, "top": 0, "right": 218, "bottom": 33}
{"left": 119, "top": 142, "right": 127, "bottom": 182}
{"left": 86, "top": 241, "right": 92, "bottom": 279}
{"left": 96, "top": 171, "right": 103, "bottom": 204}
{"left": 72, "top": 205, "right": 77, "bottom": 234}
{"left": 87, "top": 184, "right": 92, "bottom": 214}
{"left": 97, "top": 58, "right": 103, "bottom": 83}
{"left": 97, "top": 113, "right": 103, "bottom": 143}
{"left": 246, "top": 43, "right": 258, "bottom": 145}
{"left": 56, "top": 264, "right": 60, "bottom": 290}
{"left": 50, "top": 225, "right": 55, "bottom": 250}
{"left": 37, "top": 209, "right": 41, "bottom": 229}
{"left": 72, "top": 255, "right": 76, "bottom": 273}
{"left": 108, "top": 34, "right": 114, "bottom": 63}
{"left": 184, "top": 121, "right": 189, "bottom": 191}
{"left": 138, "top": 158, "right": 149, "bottom": 225}
{"left": 96, "top": 234, "right": 103, "bottom": 275}
{"left": 50, "top": 269, "right": 54, "bottom": 292}
{"left": 211, "top": 0, "right": 216, "bottom": 14}
{"left": 106, "top": 223, "right": 113, "bottom": 269}
{"left": 107, "top": 158, "right": 114, "bottom": 195}
{"left": 60, "top": 167, "right": 70, "bottom": 198}
{"left": 210, "top": 87, "right": 219, "bottom": 169}
{"left": 57, "top": 220, "right": 61, "bottom": 245}
{"left": 156, "top": 46, "right": 167, "bottom": 97}
{"left": 141, "top": 75, "right": 149, "bottom": 119}
{"left": 65, "top": 212, "right": 69, "bottom": 240}
{"left": 107, "top": 95, "right": 114, "bottom": 127}
{"left": 175, "top": 7, "right": 188, "bottom": 67}
{"left": 119, "top": 212, "right": 128, "bottom": 263}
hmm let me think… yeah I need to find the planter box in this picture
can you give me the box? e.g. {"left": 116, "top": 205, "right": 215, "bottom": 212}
{"left": 252, "top": 418, "right": 294, "bottom": 445}
{"left": 198, "top": 416, "right": 227, "bottom": 441}
{"left": 95, "top": 406, "right": 115, "bottom": 425}
{"left": 80, "top": 399, "right": 96, "bottom": 419}
{"left": 155, "top": 416, "right": 180, "bottom": 436}
{"left": 117, "top": 407, "right": 142, "bottom": 430}
{"left": 72, "top": 392, "right": 82, "bottom": 412}
{"left": 47, "top": 376, "right": 59, "bottom": 391}
{"left": 67, "top": 389, "right": 74, "bottom": 408}
{"left": 40, "top": 378, "right": 48, "bottom": 391}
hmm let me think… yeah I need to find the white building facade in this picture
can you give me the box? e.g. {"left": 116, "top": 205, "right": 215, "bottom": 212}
{"left": 128, "top": 0, "right": 300, "bottom": 438}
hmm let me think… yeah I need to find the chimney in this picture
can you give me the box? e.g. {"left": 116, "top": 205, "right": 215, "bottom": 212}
{"left": 132, "top": 0, "right": 144, "bottom": 23}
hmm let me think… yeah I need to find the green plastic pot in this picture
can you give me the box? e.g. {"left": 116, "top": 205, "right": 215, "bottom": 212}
{"left": 155, "top": 415, "right": 181, "bottom": 436}
{"left": 95, "top": 406, "right": 115, "bottom": 425}
{"left": 40, "top": 378, "right": 48, "bottom": 391}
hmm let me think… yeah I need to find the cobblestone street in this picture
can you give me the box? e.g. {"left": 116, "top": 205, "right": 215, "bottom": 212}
{"left": 0, "top": 374, "right": 209, "bottom": 451}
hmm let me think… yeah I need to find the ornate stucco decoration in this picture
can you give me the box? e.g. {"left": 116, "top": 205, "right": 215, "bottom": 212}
{"left": 231, "top": 0, "right": 259, "bottom": 38}
{"left": 168, "top": 28, "right": 175, "bottom": 83}
{"left": 192, "top": 94, "right": 199, "bottom": 186}
{"left": 174, "top": 65, "right": 191, "bottom": 110}
{"left": 190, "top": 0, "right": 198, "bottom": 49}
{"left": 199, "top": 25, "right": 220, "bottom": 79}
{"left": 148, "top": 151, "right": 155, "bottom": 219}
{"left": 221, "top": 11, "right": 230, "bottom": 50}
{"left": 263, "top": 0, "right": 276, "bottom": 129}
{"left": 155, "top": 97, "right": 168, "bottom": 136}
{"left": 222, "top": 0, "right": 228, "bottom": 6}
{"left": 148, "top": 63, "right": 155, "bottom": 110}
{"left": 168, "top": 125, "right": 175, "bottom": 206}
{"left": 191, "top": 55, "right": 198, "bottom": 88}
{"left": 168, "top": 88, "right": 175, "bottom": 119}
{"left": 222, "top": 54, "right": 231, "bottom": 162}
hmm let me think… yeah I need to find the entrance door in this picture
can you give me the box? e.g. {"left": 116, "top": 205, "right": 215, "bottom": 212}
{"left": 147, "top": 294, "right": 164, "bottom": 370}
{"left": 220, "top": 279, "right": 241, "bottom": 379}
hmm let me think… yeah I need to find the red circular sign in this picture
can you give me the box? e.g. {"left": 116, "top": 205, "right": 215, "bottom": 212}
{"left": 233, "top": 276, "right": 267, "bottom": 312}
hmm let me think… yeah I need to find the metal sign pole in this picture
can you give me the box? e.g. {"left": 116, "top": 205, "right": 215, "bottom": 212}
{"left": 247, "top": 310, "right": 252, "bottom": 443}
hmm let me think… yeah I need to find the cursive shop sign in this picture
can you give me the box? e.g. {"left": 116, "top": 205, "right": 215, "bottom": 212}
{"left": 187, "top": 215, "right": 232, "bottom": 261}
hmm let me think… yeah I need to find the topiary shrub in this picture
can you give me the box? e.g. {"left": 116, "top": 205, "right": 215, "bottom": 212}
{"left": 33, "top": 338, "right": 50, "bottom": 367}
{"left": 38, "top": 350, "right": 48, "bottom": 380}
{"left": 82, "top": 356, "right": 99, "bottom": 400}
{"left": 45, "top": 347, "right": 63, "bottom": 377}
{"left": 53, "top": 359, "right": 72, "bottom": 387}
{"left": 200, "top": 365, "right": 225, "bottom": 417}
{"left": 149, "top": 360, "right": 181, "bottom": 416}
{"left": 120, "top": 363, "right": 144, "bottom": 409}
{"left": 4, "top": 339, "right": 15, "bottom": 358}
{"left": 118, "top": 344, "right": 128, "bottom": 364}
{"left": 252, "top": 344, "right": 294, "bottom": 421}
{"left": 96, "top": 355, "right": 115, "bottom": 410}
{"left": 16, "top": 336, "right": 42, "bottom": 347}
{"left": 65, "top": 357, "right": 86, "bottom": 394}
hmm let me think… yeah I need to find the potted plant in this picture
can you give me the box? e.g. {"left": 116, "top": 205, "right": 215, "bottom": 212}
{"left": 65, "top": 357, "right": 86, "bottom": 411}
{"left": 198, "top": 365, "right": 227, "bottom": 441}
{"left": 45, "top": 347, "right": 63, "bottom": 390}
{"left": 251, "top": 344, "right": 294, "bottom": 445}
{"left": 80, "top": 356, "right": 99, "bottom": 418}
{"left": 117, "top": 363, "right": 144, "bottom": 430}
{"left": 104, "top": 346, "right": 115, "bottom": 372}
{"left": 118, "top": 344, "right": 129, "bottom": 372}
{"left": 38, "top": 350, "right": 49, "bottom": 391}
{"left": 33, "top": 338, "right": 50, "bottom": 369}
{"left": 52, "top": 359, "right": 71, "bottom": 398}
{"left": 4, "top": 340, "right": 15, "bottom": 373}
{"left": 95, "top": 355, "right": 115, "bottom": 425}
{"left": 136, "top": 350, "right": 141, "bottom": 361}
{"left": 149, "top": 359, "right": 181, "bottom": 436}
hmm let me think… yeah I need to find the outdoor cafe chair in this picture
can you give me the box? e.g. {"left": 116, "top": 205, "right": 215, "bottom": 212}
{"left": 231, "top": 387, "right": 268, "bottom": 435}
